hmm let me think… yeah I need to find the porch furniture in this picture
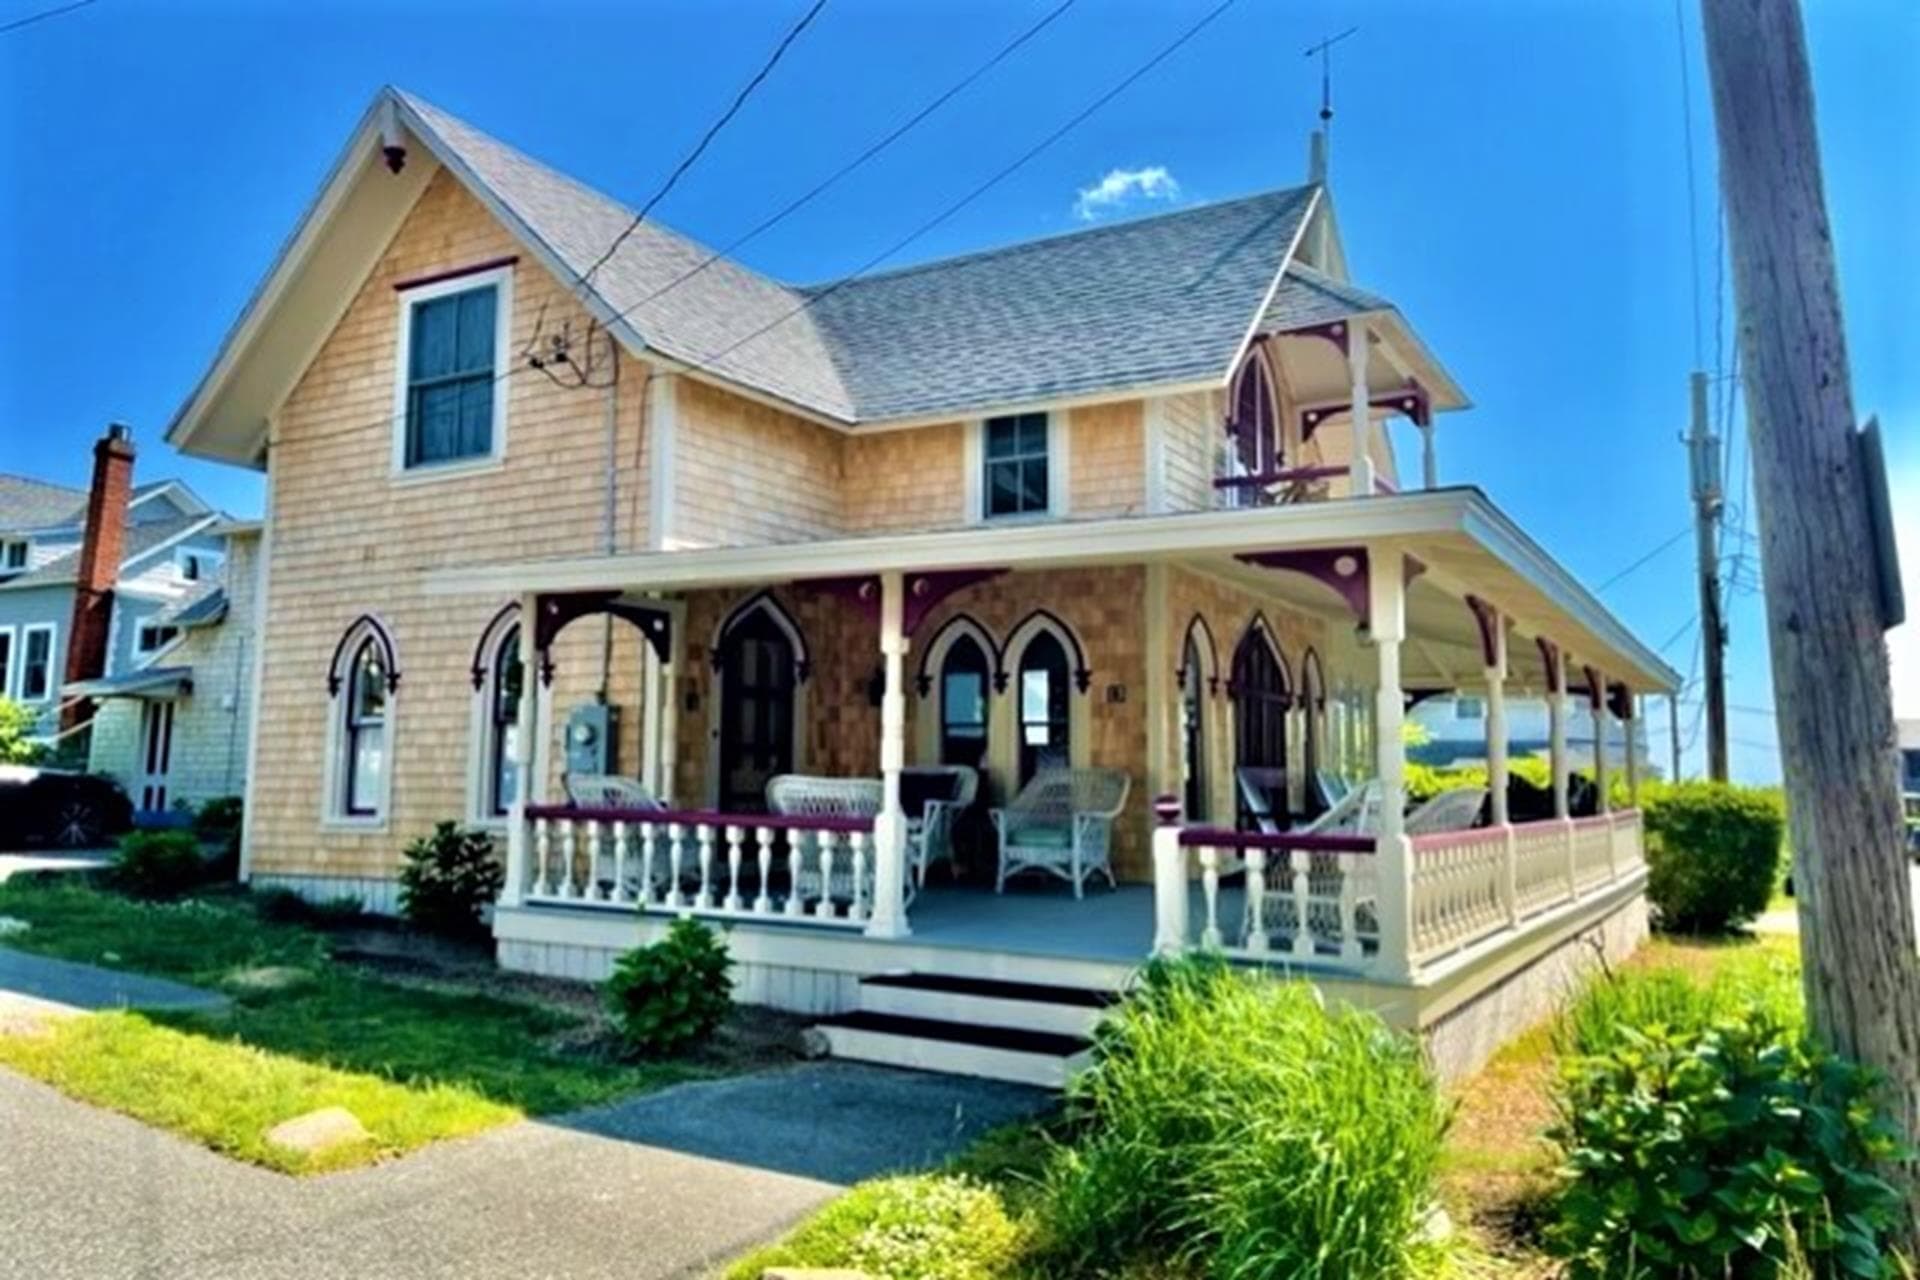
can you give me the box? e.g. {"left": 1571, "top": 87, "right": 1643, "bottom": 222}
{"left": 561, "top": 773, "right": 671, "bottom": 900}
{"left": 900, "top": 765, "right": 978, "bottom": 889}
{"left": 1406, "top": 786, "right": 1487, "bottom": 835}
{"left": 1235, "top": 766, "right": 1289, "bottom": 834}
{"left": 563, "top": 773, "right": 666, "bottom": 809}
{"left": 767, "top": 774, "right": 885, "bottom": 909}
{"left": 1246, "top": 780, "right": 1379, "bottom": 946}
{"left": 992, "top": 767, "right": 1132, "bottom": 898}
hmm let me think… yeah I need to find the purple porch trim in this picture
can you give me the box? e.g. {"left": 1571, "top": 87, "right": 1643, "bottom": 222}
{"left": 1464, "top": 594, "right": 1500, "bottom": 668}
{"left": 1280, "top": 318, "right": 1351, "bottom": 358}
{"left": 392, "top": 255, "right": 520, "bottom": 293}
{"left": 1176, "top": 826, "right": 1376, "bottom": 855}
{"left": 1607, "top": 682, "right": 1634, "bottom": 721}
{"left": 1582, "top": 665, "right": 1604, "bottom": 712}
{"left": 534, "top": 591, "right": 672, "bottom": 664}
{"left": 1237, "top": 546, "right": 1372, "bottom": 623}
{"left": 1211, "top": 464, "right": 1350, "bottom": 491}
{"left": 1300, "top": 383, "right": 1432, "bottom": 441}
{"left": 1536, "top": 637, "right": 1562, "bottom": 692}
{"left": 525, "top": 803, "right": 875, "bottom": 835}
{"left": 906, "top": 568, "right": 1004, "bottom": 634}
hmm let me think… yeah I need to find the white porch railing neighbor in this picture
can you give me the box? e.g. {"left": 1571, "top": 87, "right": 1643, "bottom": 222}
{"left": 521, "top": 804, "right": 879, "bottom": 930}
{"left": 1154, "top": 804, "right": 1648, "bottom": 979}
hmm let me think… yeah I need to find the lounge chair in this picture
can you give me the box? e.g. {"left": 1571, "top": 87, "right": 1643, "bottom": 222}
{"left": 992, "top": 767, "right": 1131, "bottom": 898}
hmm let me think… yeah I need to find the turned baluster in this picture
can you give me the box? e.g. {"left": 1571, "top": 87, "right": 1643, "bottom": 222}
{"left": 752, "top": 825, "right": 775, "bottom": 916}
{"left": 1291, "top": 848, "right": 1315, "bottom": 959}
{"left": 813, "top": 830, "right": 838, "bottom": 920}
{"left": 583, "top": 820, "right": 603, "bottom": 902}
{"left": 559, "top": 820, "right": 579, "bottom": 898}
{"left": 665, "top": 822, "right": 686, "bottom": 909}
{"left": 1199, "top": 844, "right": 1222, "bottom": 949}
{"left": 694, "top": 823, "right": 716, "bottom": 910}
{"left": 785, "top": 831, "right": 809, "bottom": 917}
{"left": 1243, "top": 847, "right": 1268, "bottom": 954}
{"left": 723, "top": 825, "right": 745, "bottom": 912}
{"left": 848, "top": 831, "right": 871, "bottom": 923}
{"left": 533, "top": 818, "right": 553, "bottom": 897}
{"left": 635, "top": 821, "right": 657, "bottom": 907}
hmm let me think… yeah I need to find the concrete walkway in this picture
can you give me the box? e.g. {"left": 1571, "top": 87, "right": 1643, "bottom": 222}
{"left": 0, "top": 1061, "right": 1048, "bottom": 1280}
{"left": 0, "top": 947, "right": 230, "bottom": 1025}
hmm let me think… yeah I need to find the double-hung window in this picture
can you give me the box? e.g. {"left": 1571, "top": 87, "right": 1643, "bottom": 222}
{"left": 0, "top": 629, "right": 13, "bottom": 697}
{"left": 20, "top": 625, "right": 53, "bottom": 702}
{"left": 487, "top": 626, "right": 523, "bottom": 817}
{"left": 983, "top": 412, "right": 1051, "bottom": 519}
{"left": 2, "top": 541, "right": 27, "bottom": 573}
{"left": 395, "top": 266, "right": 511, "bottom": 474}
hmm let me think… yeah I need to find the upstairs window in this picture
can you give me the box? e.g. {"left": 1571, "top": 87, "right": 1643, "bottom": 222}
{"left": 393, "top": 265, "right": 512, "bottom": 474}
{"left": 137, "top": 625, "right": 180, "bottom": 654}
{"left": 2, "top": 540, "right": 27, "bottom": 572}
{"left": 21, "top": 625, "right": 53, "bottom": 702}
{"left": 983, "top": 412, "right": 1051, "bottom": 519}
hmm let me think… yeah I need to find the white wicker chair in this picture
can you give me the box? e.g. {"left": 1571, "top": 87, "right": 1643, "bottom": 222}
{"left": 766, "top": 775, "right": 885, "bottom": 909}
{"left": 562, "top": 773, "right": 670, "bottom": 899}
{"left": 992, "top": 767, "right": 1131, "bottom": 898}
{"left": 901, "top": 765, "right": 977, "bottom": 888}
{"left": 1406, "top": 786, "right": 1488, "bottom": 835}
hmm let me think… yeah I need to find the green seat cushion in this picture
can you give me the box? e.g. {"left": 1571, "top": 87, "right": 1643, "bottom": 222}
{"left": 1013, "top": 825, "right": 1073, "bottom": 849}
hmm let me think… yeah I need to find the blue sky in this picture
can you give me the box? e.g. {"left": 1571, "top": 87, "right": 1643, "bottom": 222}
{"left": 2, "top": 0, "right": 1915, "bottom": 782}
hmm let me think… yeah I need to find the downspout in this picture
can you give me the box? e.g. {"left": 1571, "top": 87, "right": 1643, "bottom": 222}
{"left": 598, "top": 345, "right": 621, "bottom": 701}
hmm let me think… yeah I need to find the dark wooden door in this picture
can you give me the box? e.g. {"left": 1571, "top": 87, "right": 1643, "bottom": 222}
{"left": 718, "top": 611, "right": 796, "bottom": 811}
{"left": 1232, "top": 631, "right": 1291, "bottom": 827}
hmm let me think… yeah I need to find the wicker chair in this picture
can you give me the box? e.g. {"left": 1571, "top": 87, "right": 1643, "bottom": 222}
{"left": 766, "top": 775, "right": 885, "bottom": 909}
{"left": 1406, "top": 786, "right": 1488, "bottom": 835}
{"left": 562, "top": 773, "right": 670, "bottom": 899}
{"left": 992, "top": 767, "right": 1132, "bottom": 898}
{"left": 900, "top": 765, "right": 977, "bottom": 889}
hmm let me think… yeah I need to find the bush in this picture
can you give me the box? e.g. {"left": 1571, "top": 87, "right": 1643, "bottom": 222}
{"left": 1549, "top": 971, "right": 1905, "bottom": 1278}
{"left": 604, "top": 919, "right": 732, "bottom": 1056}
{"left": 1640, "top": 781, "right": 1784, "bottom": 933}
{"left": 726, "top": 1174, "right": 1024, "bottom": 1280}
{"left": 1039, "top": 954, "right": 1450, "bottom": 1278}
{"left": 397, "top": 822, "right": 503, "bottom": 938}
{"left": 0, "top": 697, "right": 44, "bottom": 765}
{"left": 111, "top": 830, "right": 207, "bottom": 899}
{"left": 0, "top": 770, "right": 133, "bottom": 849}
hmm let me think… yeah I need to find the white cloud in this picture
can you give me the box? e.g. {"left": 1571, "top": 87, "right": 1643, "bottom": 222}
{"left": 1073, "top": 166, "right": 1183, "bottom": 222}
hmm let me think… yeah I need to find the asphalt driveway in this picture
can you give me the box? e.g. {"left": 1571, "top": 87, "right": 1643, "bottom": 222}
{"left": 0, "top": 1061, "right": 1048, "bottom": 1280}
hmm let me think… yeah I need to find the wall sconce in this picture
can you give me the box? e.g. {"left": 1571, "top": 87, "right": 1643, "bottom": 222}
{"left": 1105, "top": 684, "right": 1127, "bottom": 704}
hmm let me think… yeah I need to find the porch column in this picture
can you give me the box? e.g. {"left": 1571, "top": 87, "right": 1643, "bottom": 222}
{"left": 1369, "top": 547, "right": 1413, "bottom": 981}
{"left": 1591, "top": 670, "right": 1611, "bottom": 815}
{"left": 1549, "top": 649, "right": 1570, "bottom": 820}
{"left": 1348, "top": 323, "right": 1376, "bottom": 497}
{"left": 1485, "top": 614, "right": 1515, "bottom": 924}
{"left": 866, "top": 570, "right": 911, "bottom": 939}
{"left": 1625, "top": 695, "right": 1642, "bottom": 806}
{"left": 1420, "top": 421, "right": 1437, "bottom": 490}
{"left": 502, "top": 590, "right": 542, "bottom": 907}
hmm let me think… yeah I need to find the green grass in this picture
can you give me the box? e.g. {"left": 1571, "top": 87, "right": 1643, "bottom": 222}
{"left": 0, "top": 878, "right": 717, "bottom": 1172}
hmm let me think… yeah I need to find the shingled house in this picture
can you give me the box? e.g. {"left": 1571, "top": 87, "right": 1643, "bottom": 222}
{"left": 167, "top": 88, "right": 1676, "bottom": 1083}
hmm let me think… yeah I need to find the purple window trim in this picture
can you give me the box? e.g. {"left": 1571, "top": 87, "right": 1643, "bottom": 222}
{"left": 392, "top": 255, "right": 520, "bottom": 293}
{"left": 469, "top": 601, "right": 521, "bottom": 691}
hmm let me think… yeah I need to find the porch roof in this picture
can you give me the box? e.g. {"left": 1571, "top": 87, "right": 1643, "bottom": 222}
{"left": 63, "top": 667, "right": 194, "bottom": 701}
{"left": 425, "top": 488, "right": 1679, "bottom": 694}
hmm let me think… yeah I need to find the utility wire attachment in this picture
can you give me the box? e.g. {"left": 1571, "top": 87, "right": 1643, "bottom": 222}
{"left": 1303, "top": 26, "right": 1358, "bottom": 124}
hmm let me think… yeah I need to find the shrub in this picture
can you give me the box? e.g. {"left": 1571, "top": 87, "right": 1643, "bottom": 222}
{"left": 604, "top": 919, "right": 732, "bottom": 1056}
{"left": 1040, "top": 955, "right": 1450, "bottom": 1278}
{"left": 0, "top": 770, "right": 132, "bottom": 849}
{"left": 1640, "top": 781, "right": 1784, "bottom": 933}
{"left": 111, "top": 830, "right": 207, "bottom": 899}
{"left": 397, "top": 822, "right": 503, "bottom": 938}
{"left": 1549, "top": 998, "right": 1905, "bottom": 1278}
{"left": 0, "top": 697, "right": 44, "bottom": 764}
{"left": 726, "top": 1174, "right": 1024, "bottom": 1280}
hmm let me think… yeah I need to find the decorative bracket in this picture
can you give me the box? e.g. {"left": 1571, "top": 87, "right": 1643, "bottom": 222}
{"left": 1237, "top": 546, "right": 1372, "bottom": 623}
{"left": 1536, "top": 637, "right": 1562, "bottom": 693}
{"left": 1580, "top": 665, "right": 1605, "bottom": 712}
{"left": 799, "top": 568, "right": 1005, "bottom": 637}
{"left": 1464, "top": 594, "right": 1501, "bottom": 669}
{"left": 1607, "top": 682, "right": 1634, "bottom": 721}
{"left": 533, "top": 591, "right": 674, "bottom": 664}
{"left": 1300, "top": 381, "right": 1432, "bottom": 440}
{"left": 1284, "top": 318, "right": 1350, "bottom": 359}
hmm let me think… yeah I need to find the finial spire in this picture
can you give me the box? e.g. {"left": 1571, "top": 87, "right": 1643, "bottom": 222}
{"left": 1302, "top": 26, "right": 1358, "bottom": 182}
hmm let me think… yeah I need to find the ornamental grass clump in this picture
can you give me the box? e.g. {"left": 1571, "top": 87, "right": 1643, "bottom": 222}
{"left": 1038, "top": 954, "right": 1451, "bottom": 1280}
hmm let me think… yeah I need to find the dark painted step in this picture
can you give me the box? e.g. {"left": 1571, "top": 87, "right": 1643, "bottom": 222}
{"left": 860, "top": 970, "right": 1119, "bottom": 1009}
{"left": 815, "top": 1010, "right": 1090, "bottom": 1059}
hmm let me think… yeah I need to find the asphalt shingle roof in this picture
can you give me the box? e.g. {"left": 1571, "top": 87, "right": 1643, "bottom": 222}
{"left": 0, "top": 514, "right": 212, "bottom": 589}
{"left": 0, "top": 474, "right": 85, "bottom": 533}
{"left": 399, "top": 91, "right": 1320, "bottom": 426}
{"left": 1259, "top": 262, "right": 1396, "bottom": 333}
{"left": 152, "top": 578, "right": 227, "bottom": 628}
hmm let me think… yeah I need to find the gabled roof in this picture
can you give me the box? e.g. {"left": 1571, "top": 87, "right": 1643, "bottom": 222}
{"left": 170, "top": 88, "right": 1361, "bottom": 459}
{"left": 0, "top": 513, "right": 219, "bottom": 590}
{"left": 152, "top": 578, "right": 228, "bottom": 629}
{"left": 0, "top": 474, "right": 86, "bottom": 532}
{"left": 1260, "top": 262, "right": 1396, "bottom": 333}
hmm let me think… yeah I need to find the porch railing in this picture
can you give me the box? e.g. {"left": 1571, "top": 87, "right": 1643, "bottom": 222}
{"left": 1156, "top": 809, "right": 1646, "bottom": 980}
{"left": 520, "top": 804, "right": 879, "bottom": 929}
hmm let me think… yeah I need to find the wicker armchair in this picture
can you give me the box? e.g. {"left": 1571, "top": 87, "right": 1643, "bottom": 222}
{"left": 900, "top": 765, "right": 977, "bottom": 888}
{"left": 766, "top": 775, "right": 884, "bottom": 908}
{"left": 562, "top": 773, "right": 670, "bottom": 899}
{"left": 992, "top": 767, "right": 1131, "bottom": 898}
{"left": 564, "top": 773, "right": 666, "bottom": 810}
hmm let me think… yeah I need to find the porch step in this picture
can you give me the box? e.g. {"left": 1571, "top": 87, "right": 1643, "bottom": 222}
{"left": 813, "top": 1010, "right": 1093, "bottom": 1089}
{"left": 857, "top": 971, "right": 1118, "bottom": 1038}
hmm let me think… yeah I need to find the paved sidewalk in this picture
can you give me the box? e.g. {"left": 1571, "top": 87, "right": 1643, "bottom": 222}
{"left": 0, "top": 1061, "right": 1047, "bottom": 1280}
{"left": 0, "top": 946, "right": 230, "bottom": 1025}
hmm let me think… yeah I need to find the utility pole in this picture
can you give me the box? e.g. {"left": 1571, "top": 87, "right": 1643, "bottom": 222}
{"left": 1686, "top": 369, "right": 1730, "bottom": 781}
{"left": 1702, "top": 0, "right": 1920, "bottom": 1233}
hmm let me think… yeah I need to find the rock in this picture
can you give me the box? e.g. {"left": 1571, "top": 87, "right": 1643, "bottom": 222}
{"left": 265, "top": 1107, "right": 371, "bottom": 1157}
{"left": 1415, "top": 1204, "right": 1455, "bottom": 1244}
{"left": 223, "top": 966, "right": 314, "bottom": 994}
{"left": 0, "top": 916, "right": 29, "bottom": 938}
{"left": 798, "top": 1027, "right": 833, "bottom": 1060}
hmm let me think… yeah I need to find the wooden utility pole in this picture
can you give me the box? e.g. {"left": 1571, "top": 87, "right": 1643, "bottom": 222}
{"left": 1701, "top": 0, "right": 1920, "bottom": 1228}
{"left": 1686, "top": 369, "right": 1730, "bottom": 781}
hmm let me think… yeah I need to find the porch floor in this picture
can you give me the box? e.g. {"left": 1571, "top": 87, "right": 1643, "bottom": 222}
{"left": 907, "top": 881, "right": 1251, "bottom": 967}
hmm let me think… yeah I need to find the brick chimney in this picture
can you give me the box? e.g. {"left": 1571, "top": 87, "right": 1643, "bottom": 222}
{"left": 61, "top": 423, "right": 135, "bottom": 729}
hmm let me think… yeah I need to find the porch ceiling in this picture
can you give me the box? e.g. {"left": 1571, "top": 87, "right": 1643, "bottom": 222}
{"left": 424, "top": 488, "right": 1680, "bottom": 693}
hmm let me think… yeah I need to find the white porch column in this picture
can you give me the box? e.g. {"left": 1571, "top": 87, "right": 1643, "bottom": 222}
{"left": 1592, "top": 670, "right": 1612, "bottom": 815}
{"left": 1549, "top": 649, "right": 1570, "bottom": 820}
{"left": 1369, "top": 547, "right": 1413, "bottom": 981}
{"left": 866, "top": 570, "right": 911, "bottom": 939}
{"left": 1348, "top": 323, "right": 1376, "bottom": 497}
{"left": 1151, "top": 795, "right": 1189, "bottom": 955}
{"left": 502, "top": 591, "right": 542, "bottom": 908}
{"left": 1420, "top": 421, "right": 1437, "bottom": 490}
{"left": 1485, "top": 614, "right": 1515, "bottom": 923}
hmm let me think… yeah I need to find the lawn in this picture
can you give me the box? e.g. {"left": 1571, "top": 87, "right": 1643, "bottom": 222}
{"left": 0, "top": 877, "right": 781, "bottom": 1174}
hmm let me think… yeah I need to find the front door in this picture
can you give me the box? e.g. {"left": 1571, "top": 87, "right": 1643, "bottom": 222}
{"left": 137, "top": 699, "right": 175, "bottom": 812}
{"left": 717, "top": 611, "right": 797, "bottom": 811}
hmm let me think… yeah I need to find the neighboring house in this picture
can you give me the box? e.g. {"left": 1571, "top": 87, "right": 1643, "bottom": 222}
{"left": 0, "top": 430, "right": 252, "bottom": 814}
{"left": 166, "top": 87, "right": 1679, "bottom": 1084}
{"left": 1900, "top": 719, "right": 1919, "bottom": 825}
{"left": 1409, "top": 692, "right": 1653, "bottom": 776}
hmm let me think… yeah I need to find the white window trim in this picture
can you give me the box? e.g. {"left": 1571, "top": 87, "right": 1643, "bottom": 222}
{"left": 0, "top": 624, "right": 15, "bottom": 699}
{"left": 995, "top": 612, "right": 1092, "bottom": 794}
{"left": 389, "top": 264, "right": 515, "bottom": 483}
{"left": 175, "top": 545, "right": 223, "bottom": 581}
{"left": 320, "top": 622, "right": 397, "bottom": 830}
{"left": 466, "top": 614, "right": 534, "bottom": 830}
{"left": 966, "top": 411, "right": 1069, "bottom": 525}
{"left": 1, "top": 539, "right": 29, "bottom": 572}
{"left": 18, "top": 623, "right": 55, "bottom": 704}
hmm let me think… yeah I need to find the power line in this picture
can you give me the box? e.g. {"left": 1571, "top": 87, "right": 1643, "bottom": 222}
{"left": 576, "top": 0, "right": 831, "bottom": 290}
{"left": 591, "top": 0, "right": 1078, "bottom": 339}
{"left": 0, "top": 0, "right": 96, "bottom": 35}
{"left": 1596, "top": 524, "right": 1693, "bottom": 592}
{"left": 1657, "top": 613, "right": 1699, "bottom": 654}
{"left": 668, "top": 0, "right": 1245, "bottom": 380}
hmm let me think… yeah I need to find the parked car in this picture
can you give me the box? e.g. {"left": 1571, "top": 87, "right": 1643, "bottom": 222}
{"left": 0, "top": 765, "right": 134, "bottom": 849}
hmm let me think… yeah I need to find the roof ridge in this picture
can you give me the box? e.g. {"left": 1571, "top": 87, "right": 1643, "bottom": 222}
{"left": 803, "top": 183, "right": 1317, "bottom": 292}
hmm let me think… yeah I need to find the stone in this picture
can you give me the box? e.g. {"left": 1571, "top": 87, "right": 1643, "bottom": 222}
{"left": 798, "top": 1027, "right": 832, "bottom": 1060}
{"left": 223, "top": 966, "right": 315, "bottom": 994}
{"left": 0, "top": 915, "right": 29, "bottom": 938}
{"left": 265, "top": 1107, "right": 371, "bottom": 1157}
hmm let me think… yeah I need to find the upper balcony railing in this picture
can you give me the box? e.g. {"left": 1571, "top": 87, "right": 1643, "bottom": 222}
{"left": 1211, "top": 464, "right": 1395, "bottom": 509}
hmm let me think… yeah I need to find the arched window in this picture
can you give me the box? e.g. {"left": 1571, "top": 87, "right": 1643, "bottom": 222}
{"left": 938, "top": 635, "right": 991, "bottom": 769}
{"left": 1300, "top": 648, "right": 1327, "bottom": 815}
{"left": 714, "top": 593, "right": 808, "bottom": 811}
{"left": 1181, "top": 631, "right": 1208, "bottom": 820}
{"left": 1228, "top": 346, "right": 1279, "bottom": 484}
{"left": 343, "top": 638, "right": 389, "bottom": 818}
{"left": 1017, "top": 631, "right": 1072, "bottom": 785}
{"left": 1231, "top": 621, "right": 1292, "bottom": 827}
{"left": 486, "top": 624, "right": 524, "bottom": 816}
